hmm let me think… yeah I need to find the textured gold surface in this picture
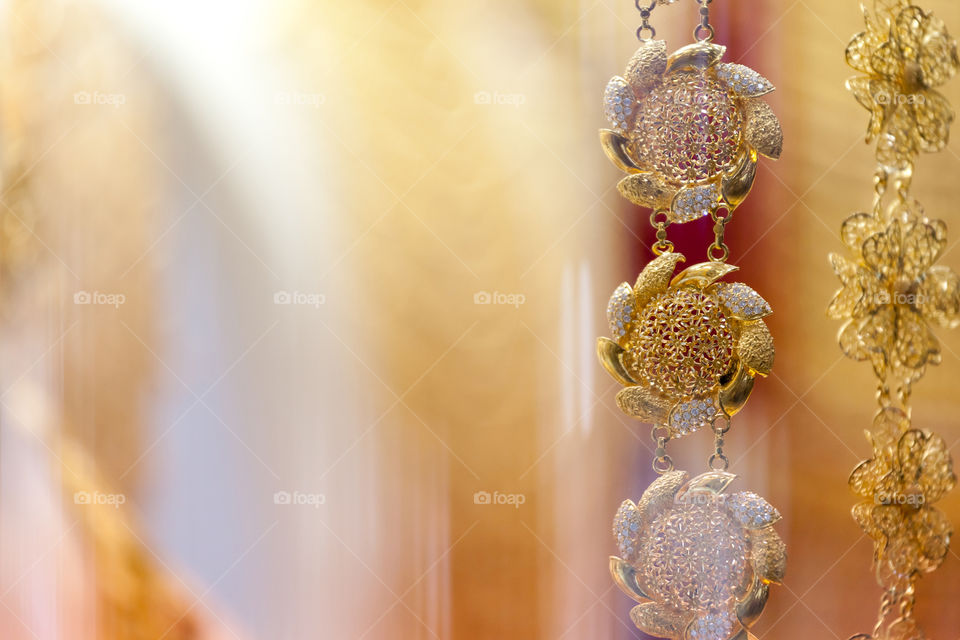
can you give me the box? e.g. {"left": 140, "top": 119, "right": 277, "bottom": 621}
{"left": 635, "top": 470, "right": 688, "bottom": 524}
{"left": 737, "top": 320, "right": 775, "bottom": 375}
{"left": 624, "top": 39, "right": 667, "bottom": 95}
{"left": 743, "top": 98, "right": 783, "bottom": 159}
{"left": 616, "top": 172, "right": 672, "bottom": 209}
{"left": 630, "top": 602, "right": 690, "bottom": 638}
{"left": 615, "top": 385, "right": 671, "bottom": 422}
{"left": 635, "top": 251, "right": 686, "bottom": 308}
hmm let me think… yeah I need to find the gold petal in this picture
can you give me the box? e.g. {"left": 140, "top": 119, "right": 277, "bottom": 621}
{"left": 750, "top": 527, "right": 787, "bottom": 584}
{"left": 845, "top": 31, "right": 877, "bottom": 74}
{"left": 737, "top": 320, "right": 775, "bottom": 375}
{"left": 895, "top": 306, "right": 939, "bottom": 369}
{"left": 743, "top": 98, "right": 782, "bottom": 159}
{"left": 920, "top": 265, "right": 960, "bottom": 329}
{"left": 721, "top": 149, "right": 758, "bottom": 208}
{"left": 666, "top": 42, "right": 726, "bottom": 73}
{"left": 670, "top": 261, "right": 739, "bottom": 288}
{"left": 609, "top": 556, "right": 650, "bottom": 603}
{"left": 916, "top": 16, "right": 959, "bottom": 88}
{"left": 616, "top": 385, "right": 671, "bottom": 422}
{"left": 600, "top": 129, "right": 643, "bottom": 173}
{"left": 870, "top": 39, "right": 902, "bottom": 80}
{"left": 914, "top": 89, "right": 954, "bottom": 153}
{"left": 597, "top": 337, "right": 638, "bottom": 386}
{"left": 715, "top": 63, "right": 775, "bottom": 97}
{"left": 631, "top": 602, "right": 691, "bottom": 637}
{"left": 617, "top": 173, "right": 673, "bottom": 209}
{"left": 840, "top": 212, "right": 883, "bottom": 252}
{"left": 636, "top": 470, "right": 689, "bottom": 525}
{"left": 624, "top": 40, "right": 668, "bottom": 96}
{"left": 719, "top": 364, "right": 755, "bottom": 416}
{"left": 736, "top": 578, "right": 770, "bottom": 628}
{"left": 681, "top": 470, "right": 736, "bottom": 495}
{"left": 902, "top": 218, "right": 947, "bottom": 279}
{"left": 634, "top": 251, "right": 686, "bottom": 309}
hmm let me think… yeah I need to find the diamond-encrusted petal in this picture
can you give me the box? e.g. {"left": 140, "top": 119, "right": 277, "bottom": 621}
{"left": 670, "top": 183, "right": 720, "bottom": 223}
{"left": 749, "top": 527, "right": 787, "bottom": 584}
{"left": 715, "top": 63, "right": 775, "bottom": 97}
{"left": 607, "top": 282, "right": 636, "bottom": 342}
{"left": 604, "top": 76, "right": 637, "bottom": 133}
{"left": 613, "top": 500, "right": 643, "bottom": 564}
{"left": 685, "top": 611, "right": 739, "bottom": 640}
{"left": 725, "top": 491, "right": 781, "bottom": 529}
{"left": 713, "top": 282, "right": 773, "bottom": 319}
{"left": 624, "top": 40, "right": 667, "bottom": 96}
{"left": 668, "top": 394, "right": 722, "bottom": 436}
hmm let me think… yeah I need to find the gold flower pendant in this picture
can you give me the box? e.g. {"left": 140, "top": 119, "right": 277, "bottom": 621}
{"left": 598, "top": 251, "right": 774, "bottom": 436}
{"left": 601, "top": 40, "right": 782, "bottom": 223}
{"left": 611, "top": 471, "right": 785, "bottom": 640}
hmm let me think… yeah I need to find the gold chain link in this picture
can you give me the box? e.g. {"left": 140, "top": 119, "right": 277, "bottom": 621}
{"left": 650, "top": 209, "right": 674, "bottom": 255}
{"left": 707, "top": 207, "right": 731, "bottom": 262}
{"left": 650, "top": 424, "right": 674, "bottom": 473}
{"left": 636, "top": 0, "right": 657, "bottom": 41}
{"left": 694, "top": 0, "right": 715, "bottom": 42}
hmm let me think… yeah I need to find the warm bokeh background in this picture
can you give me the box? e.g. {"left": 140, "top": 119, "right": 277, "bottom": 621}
{"left": 0, "top": 0, "right": 959, "bottom": 638}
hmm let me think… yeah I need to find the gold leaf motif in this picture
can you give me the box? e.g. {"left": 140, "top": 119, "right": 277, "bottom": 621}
{"left": 721, "top": 149, "right": 758, "bottom": 208}
{"left": 743, "top": 98, "right": 783, "bottom": 159}
{"left": 737, "top": 321, "right": 775, "bottom": 375}
{"left": 634, "top": 251, "right": 685, "bottom": 309}
{"left": 616, "top": 173, "right": 672, "bottom": 209}
{"left": 600, "top": 129, "right": 643, "bottom": 173}
{"left": 665, "top": 42, "right": 726, "bottom": 73}
{"left": 636, "top": 470, "right": 688, "bottom": 524}
{"left": 616, "top": 385, "right": 671, "bottom": 422}
{"left": 597, "top": 338, "right": 638, "bottom": 386}
{"left": 624, "top": 40, "right": 668, "bottom": 96}
{"left": 670, "top": 261, "right": 739, "bottom": 288}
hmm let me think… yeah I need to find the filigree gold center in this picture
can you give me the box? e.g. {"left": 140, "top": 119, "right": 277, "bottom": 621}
{"left": 632, "top": 73, "right": 741, "bottom": 183}
{"left": 625, "top": 289, "right": 734, "bottom": 397}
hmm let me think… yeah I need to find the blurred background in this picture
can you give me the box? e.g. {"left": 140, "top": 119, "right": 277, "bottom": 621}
{"left": 0, "top": 0, "right": 958, "bottom": 638}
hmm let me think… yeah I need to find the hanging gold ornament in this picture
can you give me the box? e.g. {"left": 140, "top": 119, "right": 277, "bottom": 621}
{"left": 598, "top": 3, "right": 785, "bottom": 638}
{"left": 830, "top": 2, "right": 960, "bottom": 639}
